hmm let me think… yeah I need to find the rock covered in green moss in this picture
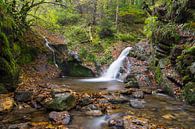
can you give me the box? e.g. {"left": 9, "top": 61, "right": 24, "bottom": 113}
{"left": 60, "top": 61, "right": 95, "bottom": 77}
{"left": 45, "top": 91, "right": 76, "bottom": 111}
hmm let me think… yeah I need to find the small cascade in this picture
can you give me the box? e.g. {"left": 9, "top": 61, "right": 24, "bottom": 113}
{"left": 102, "top": 47, "right": 132, "bottom": 79}
{"left": 80, "top": 47, "right": 132, "bottom": 82}
{"left": 44, "top": 37, "right": 59, "bottom": 68}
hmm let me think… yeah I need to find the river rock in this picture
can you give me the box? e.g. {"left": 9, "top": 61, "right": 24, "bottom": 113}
{"left": 141, "top": 88, "right": 152, "bottom": 94}
{"left": 45, "top": 92, "right": 76, "bottom": 111}
{"left": 81, "top": 104, "right": 99, "bottom": 111}
{"left": 85, "top": 110, "right": 103, "bottom": 116}
{"left": 129, "top": 99, "right": 145, "bottom": 109}
{"left": 108, "top": 95, "right": 129, "bottom": 104}
{"left": 120, "top": 88, "right": 137, "bottom": 95}
{"left": 15, "top": 90, "right": 32, "bottom": 102}
{"left": 0, "top": 96, "right": 14, "bottom": 112}
{"left": 78, "top": 93, "right": 92, "bottom": 106}
{"left": 108, "top": 119, "right": 124, "bottom": 128}
{"left": 132, "top": 90, "right": 144, "bottom": 99}
{"left": 49, "top": 111, "right": 70, "bottom": 125}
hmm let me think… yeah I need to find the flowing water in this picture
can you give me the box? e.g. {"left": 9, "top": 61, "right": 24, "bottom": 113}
{"left": 44, "top": 37, "right": 58, "bottom": 68}
{"left": 52, "top": 77, "right": 195, "bottom": 129}
{"left": 80, "top": 47, "right": 132, "bottom": 82}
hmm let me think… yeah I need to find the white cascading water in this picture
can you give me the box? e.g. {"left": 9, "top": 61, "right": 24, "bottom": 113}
{"left": 80, "top": 47, "right": 132, "bottom": 82}
{"left": 44, "top": 37, "right": 59, "bottom": 68}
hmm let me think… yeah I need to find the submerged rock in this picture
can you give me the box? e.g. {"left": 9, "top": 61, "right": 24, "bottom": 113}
{"left": 129, "top": 99, "right": 145, "bottom": 109}
{"left": 85, "top": 110, "right": 103, "bottom": 116}
{"left": 49, "top": 111, "right": 70, "bottom": 125}
{"left": 45, "top": 92, "right": 76, "bottom": 111}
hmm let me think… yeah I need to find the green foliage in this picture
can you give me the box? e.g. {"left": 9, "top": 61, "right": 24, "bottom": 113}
{"left": 119, "top": 5, "right": 145, "bottom": 16}
{"left": 183, "top": 82, "right": 195, "bottom": 104}
{"left": 163, "top": 84, "right": 174, "bottom": 96}
{"left": 65, "top": 25, "right": 89, "bottom": 48}
{"left": 154, "top": 65, "right": 162, "bottom": 85}
{"left": 98, "top": 18, "right": 115, "bottom": 39}
{"left": 153, "top": 22, "right": 180, "bottom": 45}
{"left": 79, "top": 48, "right": 96, "bottom": 62}
{"left": 144, "top": 16, "right": 158, "bottom": 38}
{"left": 117, "top": 33, "right": 137, "bottom": 42}
{"left": 57, "top": 8, "right": 80, "bottom": 25}
{"left": 17, "top": 44, "right": 38, "bottom": 64}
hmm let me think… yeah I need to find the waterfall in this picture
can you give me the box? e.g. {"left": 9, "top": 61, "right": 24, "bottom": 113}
{"left": 44, "top": 37, "right": 59, "bottom": 68}
{"left": 80, "top": 47, "right": 132, "bottom": 82}
{"left": 102, "top": 47, "right": 132, "bottom": 79}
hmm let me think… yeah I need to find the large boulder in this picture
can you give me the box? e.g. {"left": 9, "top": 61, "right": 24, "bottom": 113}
{"left": 45, "top": 91, "right": 76, "bottom": 111}
{"left": 61, "top": 61, "right": 95, "bottom": 77}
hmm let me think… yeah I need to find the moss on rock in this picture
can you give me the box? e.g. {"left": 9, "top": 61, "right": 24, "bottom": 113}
{"left": 66, "top": 61, "right": 95, "bottom": 77}
{"left": 183, "top": 82, "right": 195, "bottom": 105}
{"left": 0, "top": 33, "right": 19, "bottom": 91}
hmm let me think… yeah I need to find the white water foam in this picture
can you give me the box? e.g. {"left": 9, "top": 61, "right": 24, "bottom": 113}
{"left": 80, "top": 47, "right": 132, "bottom": 82}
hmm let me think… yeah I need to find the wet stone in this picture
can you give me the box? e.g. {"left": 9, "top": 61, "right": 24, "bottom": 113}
{"left": 49, "top": 111, "right": 70, "bottom": 125}
{"left": 132, "top": 90, "right": 144, "bottom": 99}
{"left": 81, "top": 104, "right": 99, "bottom": 111}
{"left": 108, "top": 119, "right": 124, "bottom": 128}
{"left": 129, "top": 99, "right": 145, "bottom": 109}
{"left": 45, "top": 92, "right": 76, "bottom": 111}
{"left": 78, "top": 94, "right": 92, "bottom": 106}
{"left": 85, "top": 110, "right": 103, "bottom": 116}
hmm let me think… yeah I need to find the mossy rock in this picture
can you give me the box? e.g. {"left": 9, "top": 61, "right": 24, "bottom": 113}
{"left": 46, "top": 92, "right": 76, "bottom": 111}
{"left": 67, "top": 62, "right": 94, "bottom": 77}
{"left": 183, "top": 82, "right": 195, "bottom": 105}
{"left": 0, "top": 32, "right": 19, "bottom": 91}
{"left": 61, "top": 61, "right": 94, "bottom": 77}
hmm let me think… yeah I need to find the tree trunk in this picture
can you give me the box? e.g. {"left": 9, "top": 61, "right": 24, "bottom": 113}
{"left": 116, "top": 0, "right": 119, "bottom": 32}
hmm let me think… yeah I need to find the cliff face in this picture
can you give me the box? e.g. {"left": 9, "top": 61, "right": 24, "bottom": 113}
{"left": 145, "top": 0, "right": 195, "bottom": 105}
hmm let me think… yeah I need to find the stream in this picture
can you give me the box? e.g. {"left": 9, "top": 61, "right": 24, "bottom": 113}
{"left": 52, "top": 77, "right": 195, "bottom": 129}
